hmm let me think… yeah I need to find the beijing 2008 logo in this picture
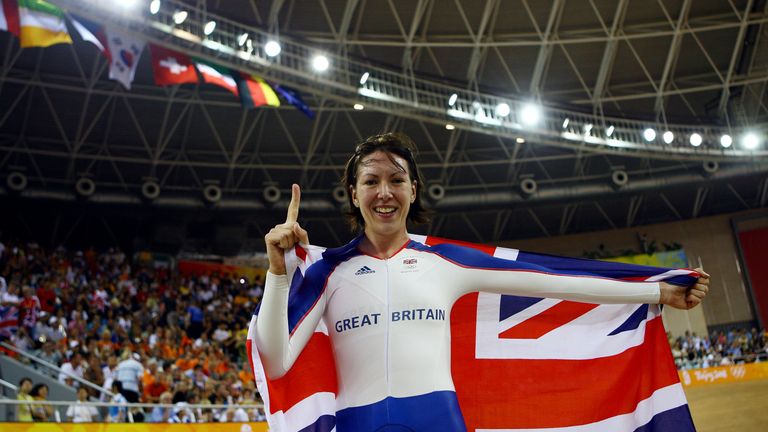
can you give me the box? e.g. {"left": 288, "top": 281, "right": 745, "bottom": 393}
{"left": 729, "top": 365, "right": 747, "bottom": 379}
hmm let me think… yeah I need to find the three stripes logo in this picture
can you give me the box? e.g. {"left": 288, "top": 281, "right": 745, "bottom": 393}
{"left": 355, "top": 266, "right": 375, "bottom": 275}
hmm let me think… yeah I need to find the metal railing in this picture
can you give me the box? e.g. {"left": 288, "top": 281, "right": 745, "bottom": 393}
{"left": 0, "top": 398, "right": 265, "bottom": 423}
{"left": 0, "top": 342, "right": 117, "bottom": 400}
{"left": 48, "top": 0, "right": 768, "bottom": 160}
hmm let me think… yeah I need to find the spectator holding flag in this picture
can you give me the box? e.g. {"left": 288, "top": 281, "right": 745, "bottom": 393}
{"left": 254, "top": 132, "right": 711, "bottom": 431}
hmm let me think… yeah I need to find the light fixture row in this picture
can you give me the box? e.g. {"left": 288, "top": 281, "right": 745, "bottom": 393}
{"left": 149, "top": 2, "right": 329, "bottom": 72}
{"left": 149, "top": 1, "right": 765, "bottom": 150}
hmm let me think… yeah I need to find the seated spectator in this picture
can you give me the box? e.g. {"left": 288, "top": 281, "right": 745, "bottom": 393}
{"left": 16, "top": 377, "right": 35, "bottom": 422}
{"left": 148, "top": 391, "right": 173, "bottom": 423}
{"left": 58, "top": 351, "right": 85, "bottom": 387}
{"left": 30, "top": 383, "right": 54, "bottom": 422}
{"left": 66, "top": 387, "right": 99, "bottom": 423}
{"left": 169, "top": 402, "right": 195, "bottom": 423}
{"left": 107, "top": 381, "right": 128, "bottom": 423}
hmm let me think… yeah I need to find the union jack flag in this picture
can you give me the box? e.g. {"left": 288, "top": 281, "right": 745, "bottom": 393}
{"left": 0, "top": 305, "right": 19, "bottom": 338}
{"left": 246, "top": 235, "right": 697, "bottom": 431}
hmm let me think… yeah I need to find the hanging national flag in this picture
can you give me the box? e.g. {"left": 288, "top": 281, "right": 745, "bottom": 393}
{"left": 18, "top": 0, "right": 71, "bottom": 48}
{"left": 194, "top": 59, "right": 239, "bottom": 97}
{"left": 273, "top": 83, "right": 315, "bottom": 119}
{"left": 236, "top": 73, "right": 280, "bottom": 109}
{"left": 0, "top": 305, "right": 18, "bottom": 338}
{"left": 247, "top": 235, "right": 699, "bottom": 432}
{"left": 149, "top": 44, "right": 197, "bottom": 86}
{"left": 0, "top": 0, "right": 20, "bottom": 37}
{"left": 104, "top": 27, "right": 145, "bottom": 90}
{"left": 68, "top": 13, "right": 109, "bottom": 61}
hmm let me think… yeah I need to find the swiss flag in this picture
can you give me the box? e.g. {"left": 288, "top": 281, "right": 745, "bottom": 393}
{"left": 149, "top": 44, "right": 198, "bottom": 86}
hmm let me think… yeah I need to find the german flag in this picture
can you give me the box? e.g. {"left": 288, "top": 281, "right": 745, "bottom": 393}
{"left": 236, "top": 73, "right": 280, "bottom": 109}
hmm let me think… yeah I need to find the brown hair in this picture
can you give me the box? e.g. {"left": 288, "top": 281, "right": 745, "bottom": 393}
{"left": 342, "top": 132, "right": 431, "bottom": 231}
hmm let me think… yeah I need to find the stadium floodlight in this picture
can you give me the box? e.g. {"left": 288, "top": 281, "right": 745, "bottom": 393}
{"left": 117, "top": 0, "right": 140, "bottom": 9}
{"left": 742, "top": 132, "right": 760, "bottom": 149}
{"left": 516, "top": 137, "right": 525, "bottom": 144}
{"left": 353, "top": 104, "right": 364, "bottom": 110}
{"left": 720, "top": 134, "right": 732, "bottom": 148}
{"left": 237, "top": 32, "right": 249, "bottom": 46}
{"left": 662, "top": 131, "right": 674, "bottom": 144}
{"left": 203, "top": 20, "right": 216, "bottom": 36}
{"left": 689, "top": 133, "right": 702, "bottom": 147}
{"left": 172, "top": 10, "right": 188, "bottom": 25}
{"left": 448, "top": 93, "right": 458, "bottom": 107}
{"left": 264, "top": 40, "right": 281, "bottom": 57}
{"left": 520, "top": 103, "right": 541, "bottom": 126}
{"left": 643, "top": 128, "right": 656, "bottom": 142}
{"left": 562, "top": 118, "right": 570, "bottom": 129}
{"left": 445, "top": 124, "right": 455, "bottom": 130}
{"left": 359, "top": 72, "right": 370, "bottom": 85}
{"left": 312, "top": 55, "right": 329, "bottom": 72}
{"left": 495, "top": 103, "right": 511, "bottom": 117}
{"left": 149, "top": 0, "right": 161, "bottom": 14}
{"left": 606, "top": 125, "right": 615, "bottom": 137}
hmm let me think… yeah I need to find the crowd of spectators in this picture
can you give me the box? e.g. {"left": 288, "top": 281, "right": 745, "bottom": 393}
{"left": 668, "top": 328, "right": 768, "bottom": 370}
{"left": 0, "top": 238, "right": 266, "bottom": 423}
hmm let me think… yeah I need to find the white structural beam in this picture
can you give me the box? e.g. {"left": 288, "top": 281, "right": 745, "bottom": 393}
{"left": 718, "top": 0, "right": 756, "bottom": 115}
{"left": 529, "top": 0, "right": 567, "bottom": 96}
{"left": 592, "top": 0, "right": 630, "bottom": 107}
{"left": 463, "top": 0, "right": 500, "bottom": 85}
{"left": 654, "top": 0, "right": 693, "bottom": 115}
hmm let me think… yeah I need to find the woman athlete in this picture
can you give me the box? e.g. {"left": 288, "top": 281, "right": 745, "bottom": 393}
{"left": 255, "top": 132, "right": 710, "bottom": 431}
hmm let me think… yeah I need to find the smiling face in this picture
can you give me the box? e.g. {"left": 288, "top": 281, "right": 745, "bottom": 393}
{"left": 350, "top": 151, "right": 417, "bottom": 240}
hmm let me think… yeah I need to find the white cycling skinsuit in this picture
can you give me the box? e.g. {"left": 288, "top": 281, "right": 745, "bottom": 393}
{"left": 255, "top": 236, "right": 661, "bottom": 431}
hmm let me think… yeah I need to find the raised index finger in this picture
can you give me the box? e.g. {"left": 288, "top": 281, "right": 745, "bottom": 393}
{"left": 285, "top": 184, "right": 301, "bottom": 224}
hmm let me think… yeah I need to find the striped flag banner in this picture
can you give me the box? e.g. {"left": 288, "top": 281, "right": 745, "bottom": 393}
{"left": 0, "top": 305, "right": 18, "bottom": 338}
{"left": 246, "top": 235, "right": 697, "bottom": 432}
{"left": 194, "top": 60, "right": 239, "bottom": 97}
{"left": 237, "top": 73, "right": 280, "bottom": 109}
{"left": 18, "top": 0, "right": 71, "bottom": 48}
{"left": 0, "top": 0, "right": 20, "bottom": 37}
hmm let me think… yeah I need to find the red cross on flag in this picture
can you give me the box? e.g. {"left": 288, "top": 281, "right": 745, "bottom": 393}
{"left": 149, "top": 44, "right": 198, "bottom": 86}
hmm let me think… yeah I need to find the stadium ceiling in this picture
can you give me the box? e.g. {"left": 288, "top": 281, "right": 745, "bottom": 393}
{"left": 2, "top": 0, "right": 768, "bottom": 249}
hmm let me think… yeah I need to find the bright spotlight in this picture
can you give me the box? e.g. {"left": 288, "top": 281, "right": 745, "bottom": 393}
{"left": 445, "top": 124, "right": 455, "bottom": 130}
{"left": 643, "top": 128, "right": 656, "bottom": 142}
{"left": 173, "top": 10, "right": 188, "bottom": 24}
{"left": 448, "top": 93, "right": 458, "bottom": 107}
{"left": 203, "top": 20, "right": 216, "bottom": 35}
{"left": 562, "top": 118, "right": 570, "bottom": 129}
{"left": 353, "top": 103, "right": 364, "bottom": 110}
{"left": 264, "top": 40, "right": 281, "bottom": 57}
{"left": 689, "top": 133, "right": 702, "bottom": 147}
{"left": 662, "top": 131, "right": 674, "bottom": 144}
{"left": 720, "top": 134, "right": 732, "bottom": 148}
{"left": 237, "top": 32, "right": 249, "bottom": 46}
{"left": 516, "top": 137, "right": 525, "bottom": 144}
{"left": 495, "top": 103, "right": 511, "bottom": 117}
{"left": 359, "top": 72, "right": 370, "bottom": 85}
{"left": 117, "top": 0, "right": 141, "bottom": 10}
{"left": 239, "top": 278, "right": 246, "bottom": 284}
{"left": 606, "top": 125, "right": 615, "bottom": 137}
{"left": 743, "top": 132, "right": 760, "bottom": 149}
{"left": 149, "top": 0, "right": 161, "bottom": 14}
{"left": 520, "top": 103, "right": 541, "bottom": 126}
{"left": 312, "top": 55, "right": 329, "bottom": 72}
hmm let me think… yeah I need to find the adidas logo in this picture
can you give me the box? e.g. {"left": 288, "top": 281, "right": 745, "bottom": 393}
{"left": 354, "top": 266, "right": 375, "bottom": 275}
